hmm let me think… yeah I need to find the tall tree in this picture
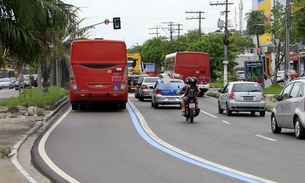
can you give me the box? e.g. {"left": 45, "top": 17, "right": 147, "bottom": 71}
{"left": 265, "top": 2, "right": 286, "bottom": 85}
{"left": 245, "top": 10, "right": 267, "bottom": 54}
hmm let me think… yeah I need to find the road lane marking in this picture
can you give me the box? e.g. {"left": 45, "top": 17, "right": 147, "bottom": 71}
{"left": 128, "top": 100, "right": 278, "bottom": 183}
{"left": 222, "top": 120, "right": 231, "bottom": 124}
{"left": 201, "top": 110, "right": 217, "bottom": 118}
{"left": 38, "top": 108, "right": 81, "bottom": 183}
{"left": 255, "top": 134, "right": 277, "bottom": 142}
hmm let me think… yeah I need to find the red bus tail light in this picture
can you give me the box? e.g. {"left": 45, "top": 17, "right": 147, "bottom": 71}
{"left": 70, "top": 75, "right": 78, "bottom": 91}
{"left": 120, "top": 75, "right": 128, "bottom": 91}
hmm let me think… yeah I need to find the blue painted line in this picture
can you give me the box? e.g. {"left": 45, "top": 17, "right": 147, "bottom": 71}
{"left": 127, "top": 103, "right": 265, "bottom": 183}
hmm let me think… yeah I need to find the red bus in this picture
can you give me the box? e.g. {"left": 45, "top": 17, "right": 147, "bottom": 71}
{"left": 69, "top": 39, "right": 128, "bottom": 110}
{"left": 164, "top": 51, "right": 210, "bottom": 96}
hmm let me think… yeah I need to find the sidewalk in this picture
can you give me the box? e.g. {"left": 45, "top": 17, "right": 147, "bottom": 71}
{"left": 0, "top": 97, "right": 68, "bottom": 183}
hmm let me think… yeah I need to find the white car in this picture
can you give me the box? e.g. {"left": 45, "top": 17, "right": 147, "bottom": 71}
{"left": 0, "top": 78, "right": 14, "bottom": 89}
{"left": 236, "top": 71, "right": 245, "bottom": 81}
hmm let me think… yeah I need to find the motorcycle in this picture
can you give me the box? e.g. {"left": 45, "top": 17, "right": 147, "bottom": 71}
{"left": 184, "top": 97, "right": 200, "bottom": 123}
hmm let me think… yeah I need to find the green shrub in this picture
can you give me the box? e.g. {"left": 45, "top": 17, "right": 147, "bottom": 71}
{"left": 0, "top": 86, "right": 69, "bottom": 108}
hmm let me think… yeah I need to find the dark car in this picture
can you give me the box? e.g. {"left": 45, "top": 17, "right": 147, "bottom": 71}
{"left": 15, "top": 76, "right": 31, "bottom": 90}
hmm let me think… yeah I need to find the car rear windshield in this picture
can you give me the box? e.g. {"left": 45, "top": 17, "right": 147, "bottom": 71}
{"left": 233, "top": 83, "right": 262, "bottom": 92}
{"left": 159, "top": 81, "right": 184, "bottom": 89}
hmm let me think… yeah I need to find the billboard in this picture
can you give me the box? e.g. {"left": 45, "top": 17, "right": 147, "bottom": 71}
{"left": 244, "top": 60, "right": 265, "bottom": 88}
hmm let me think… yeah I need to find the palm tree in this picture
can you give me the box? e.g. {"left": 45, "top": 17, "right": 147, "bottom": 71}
{"left": 245, "top": 10, "right": 268, "bottom": 57}
{"left": 1, "top": 0, "right": 81, "bottom": 92}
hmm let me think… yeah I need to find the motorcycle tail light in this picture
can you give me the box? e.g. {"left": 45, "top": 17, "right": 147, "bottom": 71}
{"left": 189, "top": 99, "right": 195, "bottom": 103}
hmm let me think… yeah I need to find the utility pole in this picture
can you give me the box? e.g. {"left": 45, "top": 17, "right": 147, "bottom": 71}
{"left": 149, "top": 27, "right": 160, "bottom": 38}
{"left": 239, "top": 0, "right": 244, "bottom": 35}
{"left": 186, "top": 11, "right": 205, "bottom": 40}
{"left": 284, "top": 0, "right": 291, "bottom": 84}
{"left": 162, "top": 22, "right": 182, "bottom": 40}
{"left": 162, "top": 21, "right": 175, "bottom": 40}
{"left": 210, "top": 1, "right": 234, "bottom": 86}
{"left": 173, "top": 23, "right": 183, "bottom": 38}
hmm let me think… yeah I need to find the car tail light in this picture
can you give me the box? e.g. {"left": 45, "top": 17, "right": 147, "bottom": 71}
{"left": 141, "top": 85, "right": 148, "bottom": 89}
{"left": 228, "top": 92, "right": 235, "bottom": 99}
{"left": 262, "top": 92, "right": 266, "bottom": 100}
{"left": 155, "top": 89, "right": 161, "bottom": 94}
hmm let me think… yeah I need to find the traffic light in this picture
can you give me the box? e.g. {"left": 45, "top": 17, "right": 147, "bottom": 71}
{"left": 113, "top": 17, "right": 121, "bottom": 29}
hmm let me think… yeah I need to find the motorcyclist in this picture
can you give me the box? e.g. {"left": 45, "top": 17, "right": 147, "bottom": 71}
{"left": 181, "top": 77, "right": 200, "bottom": 116}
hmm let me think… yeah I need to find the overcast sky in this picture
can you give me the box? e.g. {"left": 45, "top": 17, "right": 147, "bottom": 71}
{"left": 64, "top": 0, "right": 254, "bottom": 48}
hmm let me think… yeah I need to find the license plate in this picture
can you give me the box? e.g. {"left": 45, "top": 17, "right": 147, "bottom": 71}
{"left": 243, "top": 96, "right": 253, "bottom": 101}
{"left": 189, "top": 103, "right": 196, "bottom": 109}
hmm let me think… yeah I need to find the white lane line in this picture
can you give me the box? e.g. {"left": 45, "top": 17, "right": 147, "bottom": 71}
{"left": 201, "top": 110, "right": 217, "bottom": 118}
{"left": 221, "top": 120, "right": 231, "bottom": 125}
{"left": 255, "top": 134, "right": 277, "bottom": 142}
{"left": 38, "top": 108, "right": 81, "bottom": 183}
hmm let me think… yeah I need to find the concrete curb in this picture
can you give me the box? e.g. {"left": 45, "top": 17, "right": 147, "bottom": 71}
{"left": 10, "top": 96, "right": 69, "bottom": 183}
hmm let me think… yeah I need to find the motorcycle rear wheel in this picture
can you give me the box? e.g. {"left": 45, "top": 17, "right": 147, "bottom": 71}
{"left": 190, "top": 110, "right": 194, "bottom": 123}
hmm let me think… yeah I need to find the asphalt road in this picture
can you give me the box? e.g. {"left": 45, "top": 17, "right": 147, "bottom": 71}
{"left": 32, "top": 92, "right": 305, "bottom": 183}
{"left": 0, "top": 88, "right": 19, "bottom": 99}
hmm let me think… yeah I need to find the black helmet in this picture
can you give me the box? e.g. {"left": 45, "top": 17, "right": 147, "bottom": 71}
{"left": 192, "top": 77, "right": 197, "bottom": 83}
{"left": 186, "top": 77, "right": 191, "bottom": 83}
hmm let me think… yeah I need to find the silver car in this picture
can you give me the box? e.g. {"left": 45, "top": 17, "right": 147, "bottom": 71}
{"left": 134, "top": 76, "right": 145, "bottom": 99}
{"left": 138, "top": 77, "right": 159, "bottom": 101}
{"left": 218, "top": 81, "right": 266, "bottom": 116}
{"left": 151, "top": 78, "right": 185, "bottom": 109}
{"left": 271, "top": 78, "right": 305, "bottom": 139}
{"left": 0, "top": 78, "right": 14, "bottom": 89}
{"left": 236, "top": 71, "right": 245, "bottom": 81}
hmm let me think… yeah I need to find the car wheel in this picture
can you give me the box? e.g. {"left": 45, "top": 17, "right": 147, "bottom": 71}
{"left": 218, "top": 102, "right": 223, "bottom": 114}
{"left": 154, "top": 103, "right": 159, "bottom": 109}
{"left": 251, "top": 111, "right": 255, "bottom": 115}
{"left": 259, "top": 111, "right": 265, "bottom": 117}
{"left": 135, "top": 93, "right": 138, "bottom": 98}
{"left": 151, "top": 101, "right": 154, "bottom": 107}
{"left": 271, "top": 114, "right": 281, "bottom": 134}
{"left": 225, "top": 103, "right": 231, "bottom": 116}
{"left": 294, "top": 117, "right": 305, "bottom": 139}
